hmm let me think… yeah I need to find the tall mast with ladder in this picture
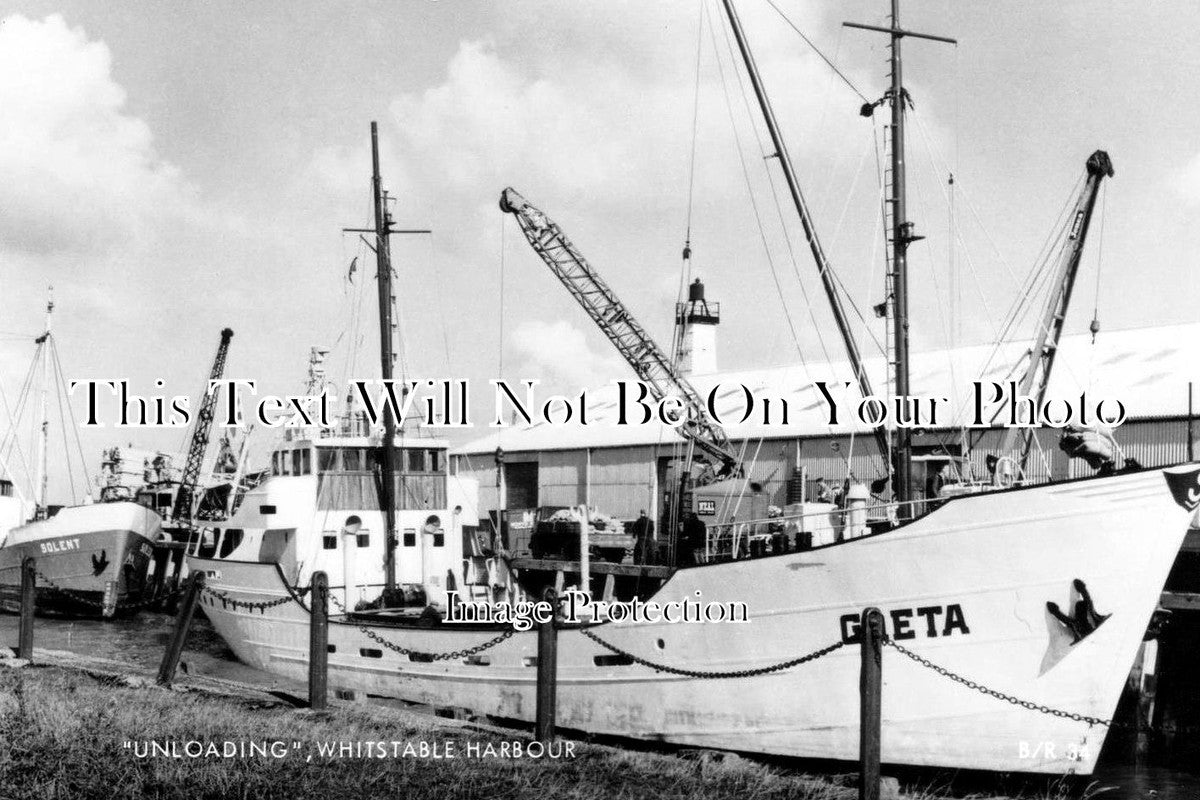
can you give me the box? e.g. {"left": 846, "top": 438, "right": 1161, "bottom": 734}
{"left": 34, "top": 287, "right": 54, "bottom": 518}
{"left": 370, "top": 121, "right": 400, "bottom": 597}
{"left": 845, "top": 1, "right": 955, "bottom": 515}
{"left": 342, "top": 122, "right": 431, "bottom": 599}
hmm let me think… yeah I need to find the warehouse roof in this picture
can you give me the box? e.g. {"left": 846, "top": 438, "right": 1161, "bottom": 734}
{"left": 453, "top": 322, "right": 1200, "bottom": 455}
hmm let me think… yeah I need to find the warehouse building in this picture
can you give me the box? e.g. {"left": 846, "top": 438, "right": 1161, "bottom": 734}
{"left": 450, "top": 320, "right": 1200, "bottom": 528}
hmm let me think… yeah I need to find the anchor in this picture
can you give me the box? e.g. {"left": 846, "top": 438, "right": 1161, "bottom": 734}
{"left": 1046, "top": 579, "right": 1110, "bottom": 643}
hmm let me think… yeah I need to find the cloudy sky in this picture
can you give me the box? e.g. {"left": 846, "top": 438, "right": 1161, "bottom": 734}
{"left": 0, "top": 1, "right": 1197, "bottom": 504}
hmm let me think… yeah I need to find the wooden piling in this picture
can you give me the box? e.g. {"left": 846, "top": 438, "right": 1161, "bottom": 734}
{"left": 535, "top": 588, "right": 559, "bottom": 741}
{"left": 17, "top": 557, "right": 35, "bottom": 660}
{"left": 156, "top": 571, "right": 205, "bottom": 687}
{"left": 308, "top": 571, "right": 329, "bottom": 710}
{"left": 859, "top": 607, "right": 884, "bottom": 800}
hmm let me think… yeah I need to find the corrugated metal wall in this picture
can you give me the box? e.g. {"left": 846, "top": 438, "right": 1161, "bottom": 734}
{"left": 589, "top": 446, "right": 658, "bottom": 518}
{"left": 539, "top": 450, "right": 586, "bottom": 508}
{"left": 451, "top": 419, "right": 1197, "bottom": 522}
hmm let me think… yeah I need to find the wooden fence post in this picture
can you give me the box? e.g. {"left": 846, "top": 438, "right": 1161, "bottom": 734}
{"left": 535, "top": 588, "right": 559, "bottom": 741}
{"left": 156, "top": 571, "right": 206, "bottom": 687}
{"left": 859, "top": 607, "right": 884, "bottom": 800}
{"left": 17, "top": 557, "right": 35, "bottom": 660}
{"left": 308, "top": 571, "right": 329, "bottom": 710}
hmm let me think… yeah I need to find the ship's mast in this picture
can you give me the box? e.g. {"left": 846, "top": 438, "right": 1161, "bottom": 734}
{"left": 719, "top": 0, "right": 891, "bottom": 465}
{"left": 342, "top": 123, "right": 430, "bottom": 600}
{"left": 370, "top": 121, "right": 400, "bottom": 596}
{"left": 846, "top": 1, "right": 954, "bottom": 516}
{"left": 34, "top": 286, "right": 54, "bottom": 518}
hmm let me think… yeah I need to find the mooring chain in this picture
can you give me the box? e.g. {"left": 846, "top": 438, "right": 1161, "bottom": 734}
{"left": 886, "top": 638, "right": 1200, "bottom": 734}
{"left": 199, "top": 584, "right": 309, "bottom": 613}
{"left": 33, "top": 571, "right": 183, "bottom": 612}
{"left": 580, "top": 626, "right": 845, "bottom": 679}
{"left": 883, "top": 638, "right": 1116, "bottom": 726}
{"left": 327, "top": 591, "right": 517, "bottom": 661}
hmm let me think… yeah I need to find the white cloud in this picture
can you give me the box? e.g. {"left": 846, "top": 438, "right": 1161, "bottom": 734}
{"left": 1172, "top": 151, "right": 1200, "bottom": 206}
{"left": 0, "top": 14, "right": 194, "bottom": 256}
{"left": 509, "top": 319, "right": 625, "bottom": 390}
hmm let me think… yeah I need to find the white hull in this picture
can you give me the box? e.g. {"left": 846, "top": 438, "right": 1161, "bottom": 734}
{"left": 191, "top": 466, "right": 1196, "bottom": 775}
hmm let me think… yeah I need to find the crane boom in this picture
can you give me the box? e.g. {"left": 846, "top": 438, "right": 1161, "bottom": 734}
{"left": 1001, "top": 150, "right": 1114, "bottom": 471}
{"left": 172, "top": 327, "right": 234, "bottom": 527}
{"left": 500, "top": 188, "right": 739, "bottom": 481}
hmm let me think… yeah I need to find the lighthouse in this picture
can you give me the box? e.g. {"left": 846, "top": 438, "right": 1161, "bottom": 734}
{"left": 675, "top": 278, "right": 720, "bottom": 376}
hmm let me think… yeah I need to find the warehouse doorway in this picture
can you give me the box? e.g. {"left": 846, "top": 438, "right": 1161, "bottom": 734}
{"left": 504, "top": 461, "right": 538, "bottom": 510}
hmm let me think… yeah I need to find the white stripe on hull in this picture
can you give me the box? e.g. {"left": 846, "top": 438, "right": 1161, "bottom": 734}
{"left": 191, "top": 467, "right": 1195, "bottom": 775}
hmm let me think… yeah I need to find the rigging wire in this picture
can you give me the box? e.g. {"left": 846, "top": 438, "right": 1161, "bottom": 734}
{"left": 50, "top": 336, "right": 92, "bottom": 501}
{"left": 659, "top": 0, "right": 708, "bottom": 533}
{"left": 49, "top": 345, "right": 77, "bottom": 504}
{"left": 706, "top": 0, "right": 809, "bottom": 369}
{"left": 670, "top": 0, "right": 707, "bottom": 371}
{"left": 714, "top": 0, "right": 885, "bottom": 364}
{"left": 0, "top": 351, "right": 38, "bottom": 496}
{"left": 1090, "top": 182, "right": 1107, "bottom": 341}
{"left": 763, "top": 0, "right": 868, "bottom": 104}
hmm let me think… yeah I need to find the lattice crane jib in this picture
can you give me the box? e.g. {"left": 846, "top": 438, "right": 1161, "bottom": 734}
{"left": 1001, "top": 151, "right": 1113, "bottom": 469}
{"left": 500, "top": 188, "right": 738, "bottom": 483}
{"left": 172, "top": 327, "right": 234, "bottom": 526}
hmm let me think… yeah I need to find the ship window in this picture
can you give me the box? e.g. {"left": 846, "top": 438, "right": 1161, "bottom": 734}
{"left": 464, "top": 655, "right": 490, "bottom": 666}
{"left": 318, "top": 449, "right": 338, "bottom": 471}
{"left": 326, "top": 645, "right": 336, "bottom": 653}
{"left": 300, "top": 448, "right": 311, "bottom": 475}
{"left": 260, "top": 505, "right": 276, "bottom": 515}
{"left": 292, "top": 450, "right": 303, "bottom": 476}
{"left": 427, "top": 450, "right": 442, "bottom": 473}
{"left": 407, "top": 448, "right": 425, "bottom": 473}
{"left": 271, "top": 452, "right": 279, "bottom": 475}
{"left": 408, "top": 653, "right": 434, "bottom": 663}
{"left": 322, "top": 535, "right": 337, "bottom": 550}
{"left": 402, "top": 530, "right": 416, "bottom": 547}
{"left": 196, "top": 529, "right": 218, "bottom": 559}
{"left": 432, "top": 532, "right": 444, "bottom": 548}
{"left": 218, "top": 529, "right": 244, "bottom": 558}
{"left": 359, "top": 648, "right": 382, "bottom": 659}
{"left": 356, "top": 533, "right": 370, "bottom": 548}
{"left": 342, "top": 448, "right": 363, "bottom": 471}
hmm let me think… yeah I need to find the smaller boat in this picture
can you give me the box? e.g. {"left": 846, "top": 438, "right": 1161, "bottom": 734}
{"left": 0, "top": 501, "right": 161, "bottom": 616}
{"left": 0, "top": 290, "right": 163, "bottom": 616}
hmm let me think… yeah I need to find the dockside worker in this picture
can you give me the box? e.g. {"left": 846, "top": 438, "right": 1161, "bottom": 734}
{"left": 680, "top": 512, "right": 706, "bottom": 566}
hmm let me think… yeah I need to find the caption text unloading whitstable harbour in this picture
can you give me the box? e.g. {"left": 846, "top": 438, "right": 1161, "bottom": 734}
{"left": 65, "top": 378, "right": 1128, "bottom": 430}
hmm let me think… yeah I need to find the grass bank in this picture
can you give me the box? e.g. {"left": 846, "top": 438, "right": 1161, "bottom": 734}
{"left": 0, "top": 661, "right": 1077, "bottom": 800}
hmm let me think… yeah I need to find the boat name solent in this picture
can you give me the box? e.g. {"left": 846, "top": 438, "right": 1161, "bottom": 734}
{"left": 445, "top": 589, "right": 749, "bottom": 631}
{"left": 40, "top": 537, "right": 81, "bottom": 554}
{"left": 68, "top": 378, "right": 1126, "bottom": 430}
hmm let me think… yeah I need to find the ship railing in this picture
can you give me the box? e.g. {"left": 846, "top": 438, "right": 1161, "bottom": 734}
{"left": 698, "top": 496, "right": 942, "bottom": 564}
